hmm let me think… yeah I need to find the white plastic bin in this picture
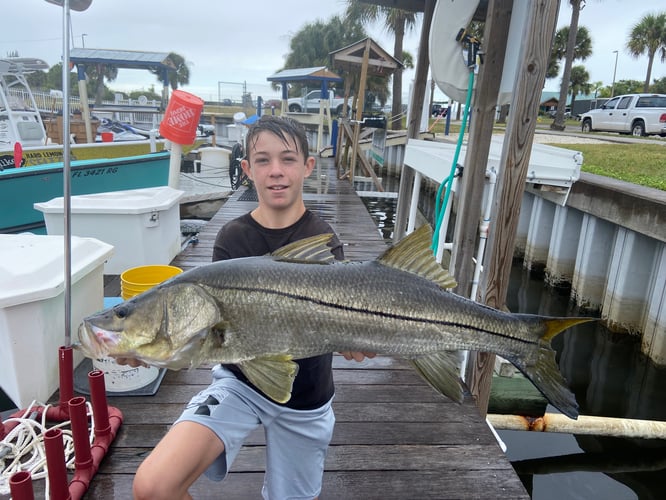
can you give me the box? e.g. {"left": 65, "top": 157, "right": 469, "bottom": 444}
{"left": 35, "top": 186, "right": 184, "bottom": 274}
{"left": 198, "top": 147, "right": 231, "bottom": 186}
{"left": 0, "top": 234, "right": 113, "bottom": 408}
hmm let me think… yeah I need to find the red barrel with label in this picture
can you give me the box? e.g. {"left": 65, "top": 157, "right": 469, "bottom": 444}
{"left": 159, "top": 90, "right": 204, "bottom": 145}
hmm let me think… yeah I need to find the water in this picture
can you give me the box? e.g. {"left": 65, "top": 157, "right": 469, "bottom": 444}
{"left": 357, "top": 192, "right": 666, "bottom": 500}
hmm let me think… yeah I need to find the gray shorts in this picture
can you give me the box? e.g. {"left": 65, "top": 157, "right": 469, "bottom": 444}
{"left": 175, "top": 364, "right": 335, "bottom": 499}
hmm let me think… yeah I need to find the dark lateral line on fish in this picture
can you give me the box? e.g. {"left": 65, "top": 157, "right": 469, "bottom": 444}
{"left": 224, "top": 284, "right": 536, "bottom": 347}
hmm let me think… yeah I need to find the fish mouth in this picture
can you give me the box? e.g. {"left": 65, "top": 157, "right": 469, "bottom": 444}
{"left": 77, "top": 321, "right": 120, "bottom": 358}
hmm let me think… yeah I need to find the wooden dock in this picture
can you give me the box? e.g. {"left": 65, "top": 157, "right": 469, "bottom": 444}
{"left": 9, "top": 158, "right": 528, "bottom": 499}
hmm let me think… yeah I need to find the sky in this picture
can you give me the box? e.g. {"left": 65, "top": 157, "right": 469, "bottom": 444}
{"left": 1, "top": 0, "right": 664, "bottom": 103}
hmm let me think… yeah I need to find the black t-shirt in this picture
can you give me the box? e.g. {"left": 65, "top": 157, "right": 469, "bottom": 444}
{"left": 212, "top": 209, "right": 344, "bottom": 410}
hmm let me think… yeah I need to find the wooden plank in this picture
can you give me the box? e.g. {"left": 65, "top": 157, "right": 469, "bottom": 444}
{"left": 16, "top": 156, "right": 529, "bottom": 500}
{"left": 83, "top": 468, "right": 528, "bottom": 500}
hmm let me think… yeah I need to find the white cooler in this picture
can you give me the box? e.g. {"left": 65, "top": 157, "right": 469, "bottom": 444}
{"left": 0, "top": 234, "right": 113, "bottom": 408}
{"left": 35, "top": 186, "right": 184, "bottom": 275}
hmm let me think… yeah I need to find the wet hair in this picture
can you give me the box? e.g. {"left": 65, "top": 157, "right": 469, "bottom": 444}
{"left": 245, "top": 115, "right": 310, "bottom": 161}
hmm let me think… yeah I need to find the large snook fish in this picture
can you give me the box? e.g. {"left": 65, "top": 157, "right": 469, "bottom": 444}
{"left": 78, "top": 225, "right": 594, "bottom": 419}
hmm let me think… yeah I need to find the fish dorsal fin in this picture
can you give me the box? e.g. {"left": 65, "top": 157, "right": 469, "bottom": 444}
{"left": 272, "top": 234, "right": 337, "bottom": 263}
{"left": 378, "top": 225, "right": 457, "bottom": 289}
{"left": 237, "top": 354, "right": 299, "bottom": 403}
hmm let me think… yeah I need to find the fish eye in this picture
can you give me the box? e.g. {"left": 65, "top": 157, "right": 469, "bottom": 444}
{"left": 114, "top": 305, "right": 129, "bottom": 319}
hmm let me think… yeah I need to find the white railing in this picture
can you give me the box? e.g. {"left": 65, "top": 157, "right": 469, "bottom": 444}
{"left": 9, "top": 87, "right": 162, "bottom": 127}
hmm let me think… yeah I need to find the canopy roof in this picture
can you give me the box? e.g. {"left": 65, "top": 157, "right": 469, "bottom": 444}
{"left": 267, "top": 66, "right": 342, "bottom": 84}
{"left": 69, "top": 48, "right": 175, "bottom": 71}
{"left": 0, "top": 57, "right": 49, "bottom": 75}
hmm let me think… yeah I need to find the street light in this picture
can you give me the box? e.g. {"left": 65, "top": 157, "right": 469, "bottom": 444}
{"left": 611, "top": 50, "right": 619, "bottom": 97}
{"left": 81, "top": 33, "right": 87, "bottom": 48}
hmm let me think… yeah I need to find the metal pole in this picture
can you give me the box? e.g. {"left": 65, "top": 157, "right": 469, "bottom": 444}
{"left": 611, "top": 50, "right": 618, "bottom": 98}
{"left": 62, "top": 0, "right": 73, "bottom": 347}
{"left": 81, "top": 33, "right": 87, "bottom": 48}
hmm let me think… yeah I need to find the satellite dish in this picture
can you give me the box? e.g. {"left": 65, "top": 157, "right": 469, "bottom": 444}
{"left": 429, "top": 0, "right": 480, "bottom": 103}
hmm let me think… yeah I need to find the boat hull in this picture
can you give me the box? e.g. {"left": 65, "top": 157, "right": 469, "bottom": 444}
{"left": 0, "top": 151, "right": 171, "bottom": 234}
{"left": 0, "top": 140, "right": 191, "bottom": 168}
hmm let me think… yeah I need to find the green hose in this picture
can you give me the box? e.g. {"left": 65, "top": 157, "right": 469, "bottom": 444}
{"left": 431, "top": 69, "right": 475, "bottom": 254}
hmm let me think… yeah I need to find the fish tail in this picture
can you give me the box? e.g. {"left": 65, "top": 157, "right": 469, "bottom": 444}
{"left": 540, "top": 316, "right": 596, "bottom": 342}
{"left": 511, "top": 316, "right": 596, "bottom": 420}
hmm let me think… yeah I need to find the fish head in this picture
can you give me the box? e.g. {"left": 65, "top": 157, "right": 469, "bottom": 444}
{"left": 77, "top": 281, "right": 222, "bottom": 368}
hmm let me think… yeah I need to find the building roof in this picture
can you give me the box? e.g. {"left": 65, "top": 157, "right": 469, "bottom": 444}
{"left": 330, "top": 38, "right": 402, "bottom": 76}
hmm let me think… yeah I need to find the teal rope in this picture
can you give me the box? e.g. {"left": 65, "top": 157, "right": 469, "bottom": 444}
{"left": 431, "top": 69, "right": 475, "bottom": 254}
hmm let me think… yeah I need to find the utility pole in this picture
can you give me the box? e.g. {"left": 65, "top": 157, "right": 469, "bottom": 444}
{"left": 611, "top": 50, "right": 618, "bottom": 97}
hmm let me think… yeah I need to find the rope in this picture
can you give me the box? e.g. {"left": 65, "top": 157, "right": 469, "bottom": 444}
{"left": 0, "top": 400, "right": 95, "bottom": 497}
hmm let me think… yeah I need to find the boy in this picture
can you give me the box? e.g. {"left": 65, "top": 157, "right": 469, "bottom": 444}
{"left": 133, "top": 115, "right": 371, "bottom": 499}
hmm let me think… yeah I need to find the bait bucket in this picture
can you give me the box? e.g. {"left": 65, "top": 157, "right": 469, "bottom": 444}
{"left": 159, "top": 90, "right": 204, "bottom": 145}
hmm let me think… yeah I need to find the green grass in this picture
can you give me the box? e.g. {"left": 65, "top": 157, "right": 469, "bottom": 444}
{"left": 545, "top": 143, "right": 666, "bottom": 191}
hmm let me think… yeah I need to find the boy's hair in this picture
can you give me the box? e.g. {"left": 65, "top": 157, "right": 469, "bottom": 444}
{"left": 245, "top": 115, "right": 310, "bottom": 161}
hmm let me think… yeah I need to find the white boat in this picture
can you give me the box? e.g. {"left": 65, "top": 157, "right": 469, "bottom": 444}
{"left": 0, "top": 57, "right": 176, "bottom": 167}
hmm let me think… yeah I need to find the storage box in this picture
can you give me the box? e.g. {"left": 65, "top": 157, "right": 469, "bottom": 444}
{"left": 0, "top": 234, "right": 113, "bottom": 408}
{"left": 35, "top": 186, "right": 184, "bottom": 275}
{"left": 44, "top": 116, "right": 100, "bottom": 144}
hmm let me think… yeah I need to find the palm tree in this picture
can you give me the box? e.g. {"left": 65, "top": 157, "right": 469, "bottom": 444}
{"left": 163, "top": 52, "right": 190, "bottom": 90}
{"left": 149, "top": 52, "right": 190, "bottom": 91}
{"left": 345, "top": 1, "right": 418, "bottom": 130}
{"left": 627, "top": 12, "right": 666, "bottom": 92}
{"left": 279, "top": 16, "right": 380, "bottom": 100}
{"left": 551, "top": 1, "right": 590, "bottom": 131}
{"left": 568, "top": 65, "right": 591, "bottom": 115}
{"left": 84, "top": 64, "right": 118, "bottom": 105}
{"left": 547, "top": 25, "right": 592, "bottom": 79}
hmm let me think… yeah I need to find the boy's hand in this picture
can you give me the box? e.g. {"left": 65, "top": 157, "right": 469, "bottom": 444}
{"left": 339, "top": 351, "right": 376, "bottom": 362}
{"left": 114, "top": 357, "right": 149, "bottom": 368}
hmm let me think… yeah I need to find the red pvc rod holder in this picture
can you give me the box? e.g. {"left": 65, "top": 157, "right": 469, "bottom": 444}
{"left": 2, "top": 347, "right": 124, "bottom": 500}
{"left": 44, "top": 428, "right": 72, "bottom": 500}
{"left": 9, "top": 471, "right": 35, "bottom": 500}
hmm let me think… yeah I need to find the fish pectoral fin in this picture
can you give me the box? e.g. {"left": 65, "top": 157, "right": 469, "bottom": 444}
{"left": 237, "top": 355, "right": 299, "bottom": 404}
{"left": 410, "top": 351, "right": 467, "bottom": 404}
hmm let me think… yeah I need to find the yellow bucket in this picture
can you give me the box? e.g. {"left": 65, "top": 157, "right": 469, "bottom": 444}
{"left": 120, "top": 265, "right": 183, "bottom": 300}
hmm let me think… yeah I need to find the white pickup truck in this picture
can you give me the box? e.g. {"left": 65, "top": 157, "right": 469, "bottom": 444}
{"left": 287, "top": 90, "right": 351, "bottom": 116}
{"left": 579, "top": 93, "right": 666, "bottom": 137}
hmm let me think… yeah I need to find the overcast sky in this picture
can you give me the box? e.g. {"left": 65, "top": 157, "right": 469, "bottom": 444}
{"left": 2, "top": 0, "right": 663, "bottom": 103}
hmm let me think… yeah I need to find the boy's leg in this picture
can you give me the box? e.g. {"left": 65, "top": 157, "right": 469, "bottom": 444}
{"left": 133, "top": 366, "right": 262, "bottom": 499}
{"left": 262, "top": 398, "right": 335, "bottom": 500}
{"left": 133, "top": 421, "right": 225, "bottom": 500}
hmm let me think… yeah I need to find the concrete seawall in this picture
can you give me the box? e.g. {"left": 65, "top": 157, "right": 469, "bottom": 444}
{"left": 516, "top": 173, "right": 666, "bottom": 365}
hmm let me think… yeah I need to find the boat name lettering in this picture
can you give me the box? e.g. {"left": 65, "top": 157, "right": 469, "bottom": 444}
{"left": 166, "top": 105, "right": 196, "bottom": 129}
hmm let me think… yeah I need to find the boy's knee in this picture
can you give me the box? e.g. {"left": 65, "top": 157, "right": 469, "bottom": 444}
{"left": 133, "top": 465, "right": 186, "bottom": 500}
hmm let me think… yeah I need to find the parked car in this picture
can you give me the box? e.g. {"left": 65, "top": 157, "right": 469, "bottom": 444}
{"left": 579, "top": 93, "right": 666, "bottom": 137}
{"left": 287, "top": 90, "right": 352, "bottom": 115}
{"left": 547, "top": 107, "right": 571, "bottom": 119}
{"left": 431, "top": 103, "right": 449, "bottom": 117}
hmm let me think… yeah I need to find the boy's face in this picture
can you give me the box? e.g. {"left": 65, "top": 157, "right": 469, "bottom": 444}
{"left": 241, "top": 130, "right": 315, "bottom": 212}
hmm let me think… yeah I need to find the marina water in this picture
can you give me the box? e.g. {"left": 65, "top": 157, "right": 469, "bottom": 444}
{"left": 357, "top": 191, "right": 666, "bottom": 500}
